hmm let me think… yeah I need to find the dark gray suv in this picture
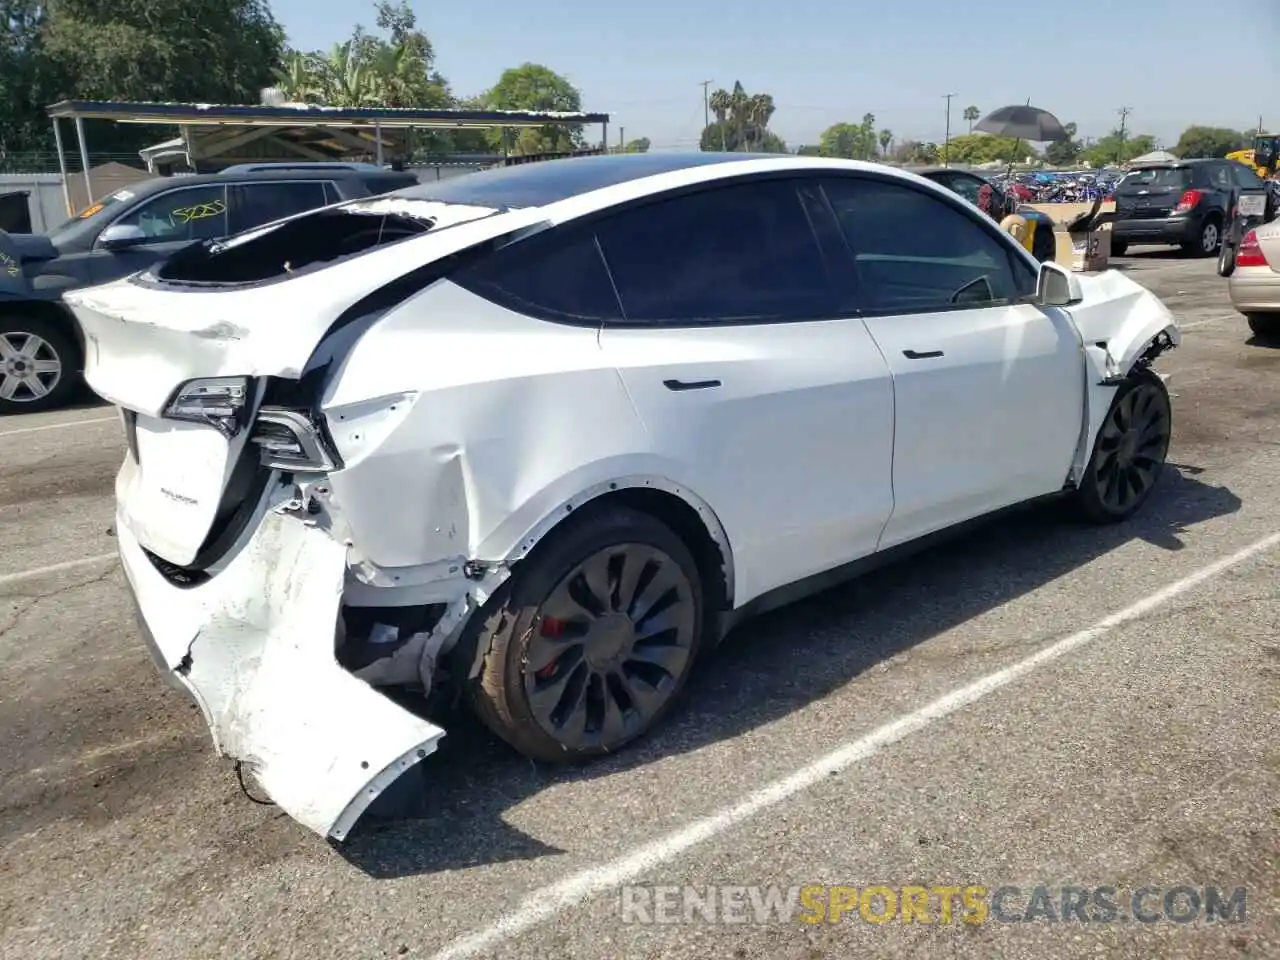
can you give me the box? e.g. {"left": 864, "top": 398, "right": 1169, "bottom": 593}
{"left": 0, "top": 164, "right": 417, "bottom": 413}
{"left": 1111, "top": 158, "right": 1276, "bottom": 258}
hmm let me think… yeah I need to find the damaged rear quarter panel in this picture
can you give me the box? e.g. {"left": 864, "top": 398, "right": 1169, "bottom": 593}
{"left": 318, "top": 279, "right": 717, "bottom": 575}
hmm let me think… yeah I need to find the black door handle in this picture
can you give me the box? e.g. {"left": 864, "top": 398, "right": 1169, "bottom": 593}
{"left": 663, "top": 378, "right": 721, "bottom": 391}
{"left": 902, "top": 349, "right": 944, "bottom": 360}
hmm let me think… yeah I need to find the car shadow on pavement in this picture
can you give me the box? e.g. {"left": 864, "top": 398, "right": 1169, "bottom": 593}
{"left": 335, "top": 466, "right": 1241, "bottom": 879}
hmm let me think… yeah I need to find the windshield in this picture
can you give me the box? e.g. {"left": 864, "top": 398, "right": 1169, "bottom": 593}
{"left": 48, "top": 187, "right": 142, "bottom": 235}
{"left": 1118, "top": 167, "right": 1192, "bottom": 190}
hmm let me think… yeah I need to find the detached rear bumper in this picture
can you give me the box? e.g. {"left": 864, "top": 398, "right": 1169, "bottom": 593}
{"left": 116, "top": 505, "right": 446, "bottom": 841}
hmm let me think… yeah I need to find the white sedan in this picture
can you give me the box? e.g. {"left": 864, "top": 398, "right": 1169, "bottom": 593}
{"left": 64, "top": 153, "right": 1180, "bottom": 841}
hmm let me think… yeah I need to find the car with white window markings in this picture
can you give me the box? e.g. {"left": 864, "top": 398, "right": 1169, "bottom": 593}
{"left": 62, "top": 152, "right": 1181, "bottom": 841}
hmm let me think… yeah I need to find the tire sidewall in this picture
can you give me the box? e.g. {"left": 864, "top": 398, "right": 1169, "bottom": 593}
{"left": 465, "top": 507, "right": 706, "bottom": 762}
{"left": 0, "top": 314, "right": 82, "bottom": 414}
{"left": 1077, "top": 370, "right": 1172, "bottom": 522}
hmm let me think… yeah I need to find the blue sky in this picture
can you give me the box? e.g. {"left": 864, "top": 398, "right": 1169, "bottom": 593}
{"left": 271, "top": 0, "right": 1276, "bottom": 151}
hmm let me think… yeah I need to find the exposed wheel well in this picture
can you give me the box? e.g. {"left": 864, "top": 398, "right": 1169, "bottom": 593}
{"left": 515, "top": 486, "right": 732, "bottom": 622}
{"left": 0, "top": 300, "right": 84, "bottom": 362}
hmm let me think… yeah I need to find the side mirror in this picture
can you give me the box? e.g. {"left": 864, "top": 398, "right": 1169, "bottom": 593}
{"left": 98, "top": 223, "right": 147, "bottom": 250}
{"left": 1036, "top": 261, "right": 1083, "bottom": 307}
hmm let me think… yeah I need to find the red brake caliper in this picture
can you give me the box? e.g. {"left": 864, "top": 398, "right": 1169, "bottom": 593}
{"left": 534, "top": 617, "right": 566, "bottom": 679}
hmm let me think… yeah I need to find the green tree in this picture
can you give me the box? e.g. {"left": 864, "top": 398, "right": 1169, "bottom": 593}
{"left": 483, "top": 63, "right": 584, "bottom": 154}
{"left": 891, "top": 139, "right": 939, "bottom": 164}
{"left": 878, "top": 128, "right": 893, "bottom": 156}
{"left": 1043, "top": 121, "right": 1082, "bottom": 167}
{"left": 9, "top": 0, "right": 283, "bottom": 156}
{"left": 963, "top": 104, "right": 980, "bottom": 133}
{"left": 941, "top": 132, "right": 1038, "bottom": 165}
{"left": 817, "top": 116, "right": 877, "bottom": 161}
{"left": 795, "top": 144, "right": 822, "bottom": 156}
{"left": 623, "top": 137, "right": 650, "bottom": 153}
{"left": 1172, "top": 125, "right": 1247, "bottom": 159}
{"left": 1081, "top": 130, "right": 1156, "bottom": 166}
{"left": 699, "top": 81, "right": 784, "bottom": 152}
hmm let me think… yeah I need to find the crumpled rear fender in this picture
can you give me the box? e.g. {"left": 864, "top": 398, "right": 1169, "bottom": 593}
{"left": 1065, "top": 269, "right": 1181, "bottom": 485}
{"left": 119, "top": 499, "right": 445, "bottom": 841}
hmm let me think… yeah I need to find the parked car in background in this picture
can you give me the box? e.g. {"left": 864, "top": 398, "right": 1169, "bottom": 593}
{"left": 0, "top": 164, "right": 418, "bottom": 414}
{"left": 64, "top": 153, "right": 1181, "bottom": 840}
{"left": 1111, "top": 159, "right": 1276, "bottom": 258}
{"left": 1227, "top": 219, "right": 1280, "bottom": 340}
{"left": 916, "top": 167, "right": 1057, "bottom": 263}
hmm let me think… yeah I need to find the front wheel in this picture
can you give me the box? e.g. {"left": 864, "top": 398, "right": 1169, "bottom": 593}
{"left": 1075, "top": 370, "right": 1172, "bottom": 524}
{"left": 458, "top": 506, "right": 704, "bottom": 763}
{"left": 0, "top": 314, "right": 82, "bottom": 415}
{"left": 1031, "top": 222, "right": 1056, "bottom": 263}
{"left": 1110, "top": 240, "right": 1129, "bottom": 257}
{"left": 1218, "top": 237, "right": 1237, "bottom": 276}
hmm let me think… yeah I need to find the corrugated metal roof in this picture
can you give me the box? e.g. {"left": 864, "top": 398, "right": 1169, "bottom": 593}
{"left": 47, "top": 99, "right": 608, "bottom": 128}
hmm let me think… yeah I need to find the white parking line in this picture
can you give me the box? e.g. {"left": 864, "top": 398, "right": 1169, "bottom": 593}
{"left": 429, "top": 530, "right": 1280, "bottom": 960}
{"left": 0, "top": 415, "right": 116, "bottom": 439}
{"left": 1178, "top": 314, "right": 1237, "bottom": 330}
{"left": 0, "top": 553, "right": 118, "bottom": 588}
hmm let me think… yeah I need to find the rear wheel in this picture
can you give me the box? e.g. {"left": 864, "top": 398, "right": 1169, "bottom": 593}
{"left": 0, "top": 315, "right": 81, "bottom": 415}
{"left": 1246, "top": 313, "right": 1280, "bottom": 341}
{"left": 1182, "top": 216, "right": 1220, "bottom": 257}
{"left": 1075, "top": 370, "right": 1171, "bottom": 524}
{"left": 458, "top": 507, "right": 704, "bottom": 763}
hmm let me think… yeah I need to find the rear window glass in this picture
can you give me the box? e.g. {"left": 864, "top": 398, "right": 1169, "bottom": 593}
{"left": 1118, "top": 167, "right": 1192, "bottom": 190}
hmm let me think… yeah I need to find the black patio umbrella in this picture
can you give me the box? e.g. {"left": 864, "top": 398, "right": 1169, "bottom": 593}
{"left": 975, "top": 105, "right": 1070, "bottom": 142}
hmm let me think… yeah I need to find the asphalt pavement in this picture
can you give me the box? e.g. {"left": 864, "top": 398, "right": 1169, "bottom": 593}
{"left": 1, "top": 248, "right": 1276, "bottom": 960}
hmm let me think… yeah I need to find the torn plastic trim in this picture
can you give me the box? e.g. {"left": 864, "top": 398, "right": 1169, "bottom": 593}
{"left": 118, "top": 501, "right": 447, "bottom": 842}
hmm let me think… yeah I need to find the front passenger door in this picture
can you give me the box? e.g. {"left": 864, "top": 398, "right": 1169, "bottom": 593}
{"left": 820, "top": 175, "right": 1083, "bottom": 549}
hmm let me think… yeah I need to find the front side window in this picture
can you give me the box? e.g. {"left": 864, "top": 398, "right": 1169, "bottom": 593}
{"left": 593, "top": 178, "right": 835, "bottom": 324}
{"left": 821, "top": 176, "right": 1033, "bottom": 314}
{"left": 110, "top": 185, "right": 229, "bottom": 243}
{"left": 1231, "top": 162, "right": 1265, "bottom": 189}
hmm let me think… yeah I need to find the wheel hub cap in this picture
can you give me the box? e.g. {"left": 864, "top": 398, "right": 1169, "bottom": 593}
{"left": 0, "top": 332, "right": 62, "bottom": 402}
{"left": 585, "top": 613, "right": 636, "bottom": 670}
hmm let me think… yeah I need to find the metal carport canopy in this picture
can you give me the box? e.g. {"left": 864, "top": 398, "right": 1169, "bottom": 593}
{"left": 44, "top": 99, "right": 612, "bottom": 213}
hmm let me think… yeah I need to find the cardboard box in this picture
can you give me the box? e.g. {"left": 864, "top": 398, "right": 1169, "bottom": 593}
{"left": 1054, "top": 224, "right": 1111, "bottom": 272}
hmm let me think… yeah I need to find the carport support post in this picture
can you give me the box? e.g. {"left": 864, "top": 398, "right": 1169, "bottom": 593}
{"left": 374, "top": 123, "right": 384, "bottom": 166}
{"left": 51, "top": 117, "right": 73, "bottom": 216}
{"left": 73, "top": 115, "right": 93, "bottom": 206}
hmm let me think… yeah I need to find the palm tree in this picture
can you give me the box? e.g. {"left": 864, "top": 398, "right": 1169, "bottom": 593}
{"left": 964, "top": 105, "right": 980, "bottom": 133}
{"left": 878, "top": 129, "right": 893, "bottom": 156}
{"left": 272, "top": 50, "right": 321, "bottom": 103}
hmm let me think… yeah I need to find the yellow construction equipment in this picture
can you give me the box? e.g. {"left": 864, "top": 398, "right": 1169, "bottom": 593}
{"left": 1227, "top": 134, "right": 1279, "bottom": 177}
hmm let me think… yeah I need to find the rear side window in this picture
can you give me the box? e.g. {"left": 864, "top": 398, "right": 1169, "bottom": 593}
{"left": 593, "top": 178, "right": 834, "bottom": 324}
{"left": 227, "top": 181, "right": 329, "bottom": 232}
{"left": 1207, "top": 165, "right": 1234, "bottom": 190}
{"left": 452, "top": 227, "right": 623, "bottom": 323}
{"left": 1230, "top": 163, "right": 1265, "bottom": 189}
{"left": 821, "top": 176, "right": 1033, "bottom": 314}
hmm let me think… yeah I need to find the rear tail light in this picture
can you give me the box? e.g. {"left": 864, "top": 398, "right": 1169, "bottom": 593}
{"left": 1171, "top": 189, "right": 1204, "bottom": 214}
{"left": 164, "top": 377, "right": 249, "bottom": 438}
{"left": 249, "top": 408, "right": 340, "bottom": 472}
{"left": 1236, "top": 230, "right": 1269, "bottom": 268}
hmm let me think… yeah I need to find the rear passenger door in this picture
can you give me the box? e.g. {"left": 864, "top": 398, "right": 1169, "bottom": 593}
{"left": 593, "top": 177, "right": 896, "bottom": 604}
{"left": 226, "top": 180, "right": 332, "bottom": 233}
{"left": 818, "top": 175, "right": 1083, "bottom": 547}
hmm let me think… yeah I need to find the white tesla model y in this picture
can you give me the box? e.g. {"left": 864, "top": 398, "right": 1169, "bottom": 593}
{"left": 64, "top": 153, "right": 1180, "bottom": 840}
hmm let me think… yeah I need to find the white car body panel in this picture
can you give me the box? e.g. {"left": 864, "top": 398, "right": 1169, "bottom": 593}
{"left": 60, "top": 155, "right": 1182, "bottom": 840}
{"left": 598, "top": 315, "right": 895, "bottom": 603}
{"left": 862, "top": 302, "right": 1083, "bottom": 548}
